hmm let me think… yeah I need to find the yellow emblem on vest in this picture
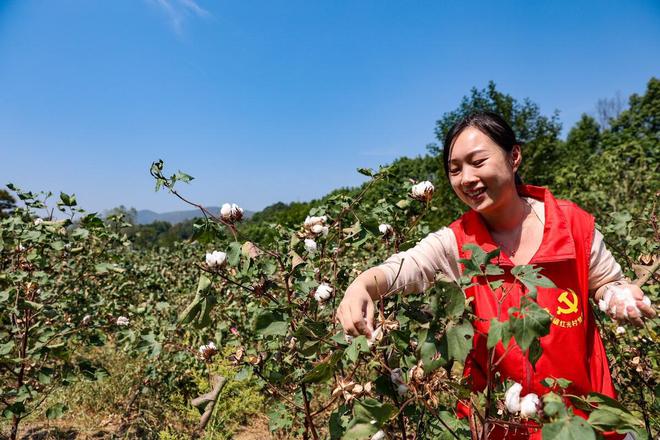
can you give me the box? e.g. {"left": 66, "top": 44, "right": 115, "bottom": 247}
{"left": 556, "top": 289, "right": 579, "bottom": 315}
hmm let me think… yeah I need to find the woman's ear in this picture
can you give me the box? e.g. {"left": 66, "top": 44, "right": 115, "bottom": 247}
{"left": 510, "top": 144, "right": 522, "bottom": 172}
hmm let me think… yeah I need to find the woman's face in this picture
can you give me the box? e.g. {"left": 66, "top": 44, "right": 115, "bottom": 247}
{"left": 447, "top": 127, "right": 521, "bottom": 214}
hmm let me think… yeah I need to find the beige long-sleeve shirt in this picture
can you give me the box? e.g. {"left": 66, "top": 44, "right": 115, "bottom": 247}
{"left": 377, "top": 197, "right": 624, "bottom": 296}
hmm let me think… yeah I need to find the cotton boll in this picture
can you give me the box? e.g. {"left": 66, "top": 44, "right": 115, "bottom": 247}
{"left": 304, "top": 239, "right": 317, "bottom": 254}
{"left": 367, "top": 326, "right": 382, "bottom": 348}
{"left": 371, "top": 430, "right": 386, "bottom": 440}
{"left": 220, "top": 203, "right": 244, "bottom": 222}
{"left": 519, "top": 393, "right": 540, "bottom": 418}
{"left": 205, "top": 250, "right": 227, "bottom": 268}
{"left": 198, "top": 341, "right": 218, "bottom": 361}
{"left": 411, "top": 181, "right": 435, "bottom": 202}
{"left": 390, "top": 368, "right": 404, "bottom": 385}
{"left": 396, "top": 384, "right": 409, "bottom": 396}
{"left": 504, "top": 382, "right": 523, "bottom": 413}
{"left": 378, "top": 224, "right": 393, "bottom": 236}
{"left": 116, "top": 316, "right": 130, "bottom": 326}
{"left": 314, "top": 283, "right": 333, "bottom": 302}
{"left": 615, "top": 326, "right": 626, "bottom": 335}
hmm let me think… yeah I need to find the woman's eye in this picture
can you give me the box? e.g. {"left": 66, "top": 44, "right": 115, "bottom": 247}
{"left": 449, "top": 168, "right": 460, "bottom": 175}
{"left": 473, "top": 159, "right": 486, "bottom": 166}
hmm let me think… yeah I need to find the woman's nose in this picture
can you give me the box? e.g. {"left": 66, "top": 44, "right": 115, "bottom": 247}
{"left": 461, "top": 167, "right": 479, "bottom": 186}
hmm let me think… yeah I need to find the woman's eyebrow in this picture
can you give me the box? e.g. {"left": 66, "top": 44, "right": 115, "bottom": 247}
{"left": 449, "top": 147, "right": 489, "bottom": 163}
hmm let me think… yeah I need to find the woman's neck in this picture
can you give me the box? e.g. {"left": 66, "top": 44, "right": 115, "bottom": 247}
{"left": 480, "top": 194, "right": 527, "bottom": 233}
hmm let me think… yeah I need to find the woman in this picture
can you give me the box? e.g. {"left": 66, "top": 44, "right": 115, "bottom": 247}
{"left": 335, "top": 111, "right": 655, "bottom": 438}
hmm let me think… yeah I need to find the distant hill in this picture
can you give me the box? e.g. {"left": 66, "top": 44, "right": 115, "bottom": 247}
{"left": 136, "top": 207, "right": 254, "bottom": 225}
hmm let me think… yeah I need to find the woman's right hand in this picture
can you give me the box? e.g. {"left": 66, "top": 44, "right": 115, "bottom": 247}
{"left": 335, "top": 281, "right": 376, "bottom": 339}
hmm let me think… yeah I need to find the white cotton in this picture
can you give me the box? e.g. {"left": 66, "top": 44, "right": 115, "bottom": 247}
{"left": 116, "top": 316, "right": 130, "bottom": 326}
{"left": 314, "top": 283, "right": 333, "bottom": 302}
{"left": 396, "top": 384, "right": 409, "bottom": 396}
{"left": 615, "top": 326, "right": 626, "bottom": 335}
{"left": 34, "top": 218, "right": 44, "bottom": 225}
{"left": 81, "top": 315, "right": 91, "bottom": 325}
{"left": 304, "top": 239, "right": 317, "bottom": 254}
{"left": 599, "top": 284, "right": 653, "bottom": 319}
{"left": 519, "top": 393, "right": 540, "bottom": 418}
{"left": 378, "top": 223, "right": 393, "bottom": 235}
{"left": 220, "top": 203, "right": 243, "bottom": 222}
{"left": 504, "top": 382, "right": 523, "bottom": 413}
{"left": 304, "top": 215, "right": 327, "bottom": 229}
{"left": 411, "top": 181, "right": 435, "bottom": 201}
{"left": 390, "top": 368, "right": 404, "bottom": 385}
{"left": 205, "top": 250, "right": 227, "bottom": 268}
{"left": 367, "top": 326, "right": 382, "bottom": 348}
{"left": 371, "top": 430, "right": 386, "bottom": 440}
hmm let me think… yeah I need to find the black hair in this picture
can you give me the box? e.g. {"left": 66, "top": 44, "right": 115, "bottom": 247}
{"left": 442, "top": 110, "right": 523, "bottom": 185}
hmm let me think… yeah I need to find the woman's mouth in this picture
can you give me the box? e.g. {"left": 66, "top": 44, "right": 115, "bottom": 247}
{"left": 464, "top": 187, "right": 486, "bottom": 201}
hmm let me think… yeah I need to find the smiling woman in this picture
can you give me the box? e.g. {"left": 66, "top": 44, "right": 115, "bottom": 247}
{"left": 335, "top": 110, "right": 656, "bottom": 439}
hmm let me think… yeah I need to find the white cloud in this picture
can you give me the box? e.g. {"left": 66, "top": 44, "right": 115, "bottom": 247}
{"left": 149, "top": 0, "right": 210, "bottom": 35}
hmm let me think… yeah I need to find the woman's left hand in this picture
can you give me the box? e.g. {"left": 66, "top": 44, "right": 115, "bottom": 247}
{"left": 605, "top": 283, "right": 656, "bottom": 327}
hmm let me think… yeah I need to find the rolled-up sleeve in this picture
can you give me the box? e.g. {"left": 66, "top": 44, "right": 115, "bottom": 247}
{"left": 377, "top": 227, "right": 461, "bottom": 295}
{"left": 589, "top": 228, "right": 625, "bottom": 295}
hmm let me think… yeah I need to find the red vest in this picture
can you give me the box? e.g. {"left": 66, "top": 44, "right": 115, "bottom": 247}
{"left": 449, "top": 185, "right": 621, "bottom": 439}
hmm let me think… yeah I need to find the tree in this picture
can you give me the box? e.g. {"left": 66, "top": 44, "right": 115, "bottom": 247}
{"left": 103, "top": 205, "right": 138, "bottom": 225}
{"left": 595, "top": 91, "right": 624, "bottom": 129}
{"left": 0, "top": 189, "right": 16, "bottom": 218}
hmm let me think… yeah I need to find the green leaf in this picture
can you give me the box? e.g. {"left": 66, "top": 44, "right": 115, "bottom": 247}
{"left": 46, "top": 403, "right": 68, "bottom": 419}
{"left": 0, "top": 340, "right": 15, "bottom": 356}
{"left": 94, "top": 263, "right": 125, "bottom": 274}
{"left": 542, "top": 392, "right": 568, "bottom": 418}
{"left": 487, "top": 319, "right": 510, "bottom": 349}
{"left": 508, "top": 297, "right": 551, "bottom": 352}
{"left": 254, "top": 311, "right": 288, "bottom": 336}
{"left": 418, "top": 328, "right": 446, "bottom": 373}
{"left": 357, "top": 167, "right": 374, "bottom": 177}
{"left": 542, "top": 415, "right": 595, "bottom": 440}
{"left": 445, "top": 288, "right": 465, "bottom": 318}
{"left": 345, "top": 335, "right": 370, "bottom": 363}
{"left": 227, "top": 242, "right": 242, "bottom": 267}
{"left": 301, "top": 350, "right": 343, "bottom": 384}
{"left": 511, "top": 265, "right": 555, "bottom": 297}
{"left": 442, "top": 321, "right": 474, "bottom": 363}
{"left": 343, "top": 398, "right": 396, "bottom": 440}
{"left": 58, "top": 192, "right": 77, "bottom": 207}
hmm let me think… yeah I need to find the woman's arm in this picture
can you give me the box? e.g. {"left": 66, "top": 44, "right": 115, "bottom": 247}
{"left": 336, "top": 227, "right": 460, "bottom": 337}
{"left": 589, "top": 229, "right": 656, "bottom": 326}
{"left": 335, "top": 267, "right": 389, "bottom": 338}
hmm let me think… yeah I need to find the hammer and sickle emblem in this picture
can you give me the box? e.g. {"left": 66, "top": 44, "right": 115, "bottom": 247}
{"left": 556, "top": 289, "right": 579, "bottom": 315}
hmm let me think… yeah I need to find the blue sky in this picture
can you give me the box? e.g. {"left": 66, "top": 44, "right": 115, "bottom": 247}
{"left": 1, "top": 0, "right": 659, "bottom": 214}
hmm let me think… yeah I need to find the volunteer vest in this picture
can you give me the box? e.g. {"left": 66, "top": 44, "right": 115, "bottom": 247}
{"left": 449, "top": 185, "right": 621, "bottom": 440}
